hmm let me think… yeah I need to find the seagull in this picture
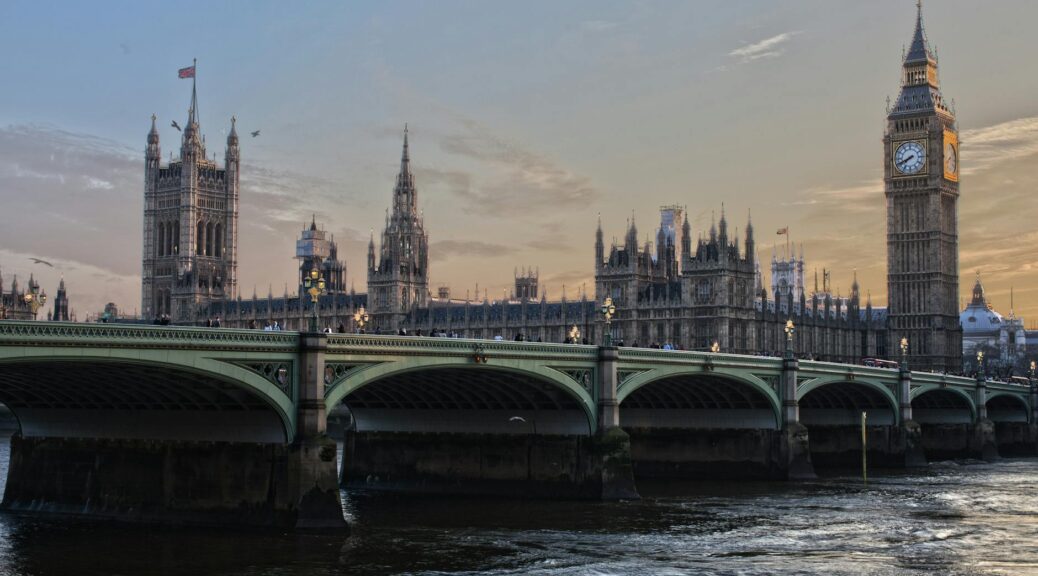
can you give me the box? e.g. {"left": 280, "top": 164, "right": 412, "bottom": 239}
{"left": 171, "top": 120, "right": 181, "bottom": 132}
{"left": 29, "top": 258, "right": 53, "bottom": 267}
{"left": 251, "top": 130, "right": 260, "bottom": 138}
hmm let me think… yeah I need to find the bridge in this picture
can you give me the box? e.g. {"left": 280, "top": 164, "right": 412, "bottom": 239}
{"left": 0, "top": 321, "right": 1034, "bottom": 528}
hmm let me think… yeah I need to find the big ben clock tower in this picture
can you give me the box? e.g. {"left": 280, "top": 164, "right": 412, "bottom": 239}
{"left": 885, "top": 1, "right": 962, "bottom": 373}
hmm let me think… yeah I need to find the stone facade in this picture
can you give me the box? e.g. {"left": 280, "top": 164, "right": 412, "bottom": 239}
{"left": 141, "top": 77, "right": 239, "bottom": 323}
{"left": 884, "top": 4, "right": 962, "bottom": 372}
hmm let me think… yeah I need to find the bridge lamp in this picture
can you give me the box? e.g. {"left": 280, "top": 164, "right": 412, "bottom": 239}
{"left": 1030, "top": 360, "right": 1036, "bottom": 380}
{"left": 976, "top": 350, "right": 984, "bottom": 377}
{"left": 899, "top": 337, "right": 909, "bottom": 371}
{"left": 710, "top": 341, "right": 720, "bottom": 353}
{"left": 353, "top": 306, "right": 369, "bottom": 334}
{"left": 600, "top": 297, "right": 616, "bottom": 346}
{"left": 22, "top": 288, "right": 47, "bottom": 321}
{"left": 303, "top": 266, "right": 327, "bottom": 333}
{"left": 568, "top": 325, "right": 580, "bottom": 344}
{"left": 783, "top": 320, "right": 795, "bottom": 359}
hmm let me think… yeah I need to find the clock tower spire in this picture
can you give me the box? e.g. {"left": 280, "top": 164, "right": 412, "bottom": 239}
{"left": 884, "top": 1, "right": 961, "bottom": 372}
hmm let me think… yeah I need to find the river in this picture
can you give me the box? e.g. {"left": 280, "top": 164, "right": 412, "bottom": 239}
{"left": 0, "top": 442, "right": 1035, "bottom": 575}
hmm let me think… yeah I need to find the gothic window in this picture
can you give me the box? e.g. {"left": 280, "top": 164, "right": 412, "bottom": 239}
{"left": 206, "top": 222, "right": 214, "bottom": 257}
{"left": 173, "top": 222, "right": 180, "bottom": 254}
{"left": 214, "top": 223, "right": 223, "bottom": 258}
{"left": 197, "top": 221, "right": 205, "bottom": 255}
{"left": 157, "top": 223, "right": 165, "bottom": 257}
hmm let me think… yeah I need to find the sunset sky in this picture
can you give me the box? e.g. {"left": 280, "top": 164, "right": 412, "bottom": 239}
{"left": 2, "top": 1, "right": 1037, "bottom": 322}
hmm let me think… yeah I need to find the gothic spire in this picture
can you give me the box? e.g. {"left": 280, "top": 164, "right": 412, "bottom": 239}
{"left": 227, "top": 115, "right": 238, "bottom": 146}
{"left": 148, "top": 114, "right": 159, "bottom": 144}
{"left": 905, "top": 1, "right": 934, "bottom": 65}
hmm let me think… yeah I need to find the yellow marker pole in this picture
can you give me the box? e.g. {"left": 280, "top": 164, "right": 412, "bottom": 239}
{"left": 861, "top": 410, "right": 868, "bottom": 486}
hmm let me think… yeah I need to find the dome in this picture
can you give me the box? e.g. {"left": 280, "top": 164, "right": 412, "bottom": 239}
{"left": 960, "top": 303, "right": 1003, "bottom": 335}
{"left": 960, "top": 275, "right": 1004, "bottom": 335}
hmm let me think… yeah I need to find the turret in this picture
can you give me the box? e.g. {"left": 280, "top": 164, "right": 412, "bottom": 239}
{"left": 595, "top": 214, "right": 604, "bottom": 270}
{"left": 367, "top": 230, "right": 376, "bottom": 272}
{"left": 147, "top": 114, "right": 161, "bottom": 161}
{"left": 744, "top": 211, "right": 755, "bottom": 263}
{"left": 718, "top": 205, "right": 728, "bottom": 246}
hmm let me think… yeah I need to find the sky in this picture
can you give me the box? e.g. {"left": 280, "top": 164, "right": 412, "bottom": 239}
{"left": 1, "top": 0, "right": 1037, "bottom": 322}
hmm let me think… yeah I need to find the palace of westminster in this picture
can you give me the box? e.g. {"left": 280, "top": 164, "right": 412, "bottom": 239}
{"left": 4, "top": 5, "right": 1034, "bottom": 373}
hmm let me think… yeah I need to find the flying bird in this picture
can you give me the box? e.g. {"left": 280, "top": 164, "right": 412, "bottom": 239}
{"left": 171, "top": 120, "right": 181, "bottom": 132}
{"left": 29, "top": 258, "right": 53, "bottom": 267}
{"left": 251, "top": 130, "right": 260, "bottom": 138}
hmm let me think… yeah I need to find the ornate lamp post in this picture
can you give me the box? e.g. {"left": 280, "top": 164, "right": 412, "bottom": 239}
{"left": 600, "top": 296, "right": 616, "bottom": 347}
{"left": 23, "top": 286, "right": 47, "bottom": 321}
{"left": 899, "top": 337, "right": 909, "bottom": 372}
{"left": 710, "top": 341, "right": 720, "bottom": 353}
{"left": 302, "top": 266, "right": 326, "bottom": 333}
{"left": 783, "top": 319, "right": 795, "bottom": 359}
{"left": 976, "top": 350, "right": 985, "bottom": 381}
{"left": 568, "top": 324, "right": 580, "bottom": 344}
{"left": 353, "top": 306, "right": 369, "bottom": 334}
{"left": 1030, "top": 360, "right": 1036, "bottom": 382}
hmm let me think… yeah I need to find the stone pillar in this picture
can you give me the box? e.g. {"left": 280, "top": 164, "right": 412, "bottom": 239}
{"left": 597, "top": 346, "right": 620, "bottom": 430}
{"left": 898, "top": 369, "right": 913, "bottom": 424}
{"left": 896, "top": 368, "right": 926, "bottom": 467}
{"left": 971, "top": 373, "right": 997, "bottom": 461}
{"left": 288, "top": 333, "right": 348, "bottom": 530}
{"left": 779, "top": 354, "right": 814, "bottom": 479}
{"left": 593, "top": 345, "right": 638, "bottom": 499}
{"left": 1030, "top": 382, "right": 1038, "bottom": 425}
{"left": 976, "top": 374, "right": 988, "bottom": 421}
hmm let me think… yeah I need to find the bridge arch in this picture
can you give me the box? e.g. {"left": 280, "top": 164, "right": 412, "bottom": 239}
{"left": 797, "top": 377, "right": 899, "bottom": 426}
{"left": 910, "top": 385, "right": 976, "bottom": 424}
{"left": 326, "top": 356, "right": 597, "bottom": 436}
{"left": 617, "top": 368, "right": 781, "bottom": 429}
{"left": 986, "top": 392, "right": 1030, "bottom": 423}
{"left": 0, "top": 353, "right": 296, "bottom": 443}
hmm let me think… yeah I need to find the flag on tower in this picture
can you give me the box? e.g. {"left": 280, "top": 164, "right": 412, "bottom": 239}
{"left": 178, "top": 65, "right": 196, "bottom": 79}
{"left": 776, "top": 227, "right": 788, "bottom": 235}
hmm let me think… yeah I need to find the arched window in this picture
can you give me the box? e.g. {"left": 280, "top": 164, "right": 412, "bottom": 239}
{"left": 206, "top": 222, "right": 214, "bottom": 257}
{"left": 197, "top": 221, "right": 205, "bottom": 255}
{"left": 158, "top": 223, "right": 165, "bottom": 257}
{"left": 214, "top": 223, "right": 223, "bottom": 257}
{"left": 173, "top": 222, "right": 180, "bottom": 254}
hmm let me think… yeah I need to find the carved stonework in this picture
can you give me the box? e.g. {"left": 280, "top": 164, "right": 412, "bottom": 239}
{"left": 240, "top": 361, "right": 292, "bottom": 395}
{"left": 618, "top": 369, "right": 648, "bottom": 386}
{"left": 323, "top": 362, "right": 380, "bottom": 398}
{"left": 552, "top": 368, "right": 594, "bottom": 393}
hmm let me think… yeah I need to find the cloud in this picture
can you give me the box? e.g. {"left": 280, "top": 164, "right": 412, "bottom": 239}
{"left": 436, "top": 119, "right": 598, "bottom": 215}
{"left": 960, "top": 116, "right": 1038, "bottom": 176}
{"left": 430, "top": 240, "right": 518, "bottom": 263}
{"left": 729, "top": 32, "right": 799, "bottom": 63}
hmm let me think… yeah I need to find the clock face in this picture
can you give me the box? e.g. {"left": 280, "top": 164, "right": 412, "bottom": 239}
{"left": 894, "top": 141, "right": 926, "bottom": 174}
{"left": 944, "top": 143, "right": 957, "bottom": 174}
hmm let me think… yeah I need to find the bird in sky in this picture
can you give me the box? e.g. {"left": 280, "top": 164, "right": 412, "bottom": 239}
{"left": 29, "top": 258, "right": 53, "bottom": 267}
{"left": 251, "top": 130, "right": 260, "bottom": 138}
{"left": 171, "top": 120, "right": 181, "bottom": 132}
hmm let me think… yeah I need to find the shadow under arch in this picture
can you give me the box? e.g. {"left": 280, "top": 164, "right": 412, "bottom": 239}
{"left": 328, "top": 359, "right": 596, "bottom": 436}
{"left": 797, "top": 378, "right": 898, "bottom": 426}
{"left": 617, "top": 369, "right": 780, "bottom": 429}
{"left": 0, "top": 357, "right": 294, "bottom": 443}
{"left": 986, "top": 392, "right": 1030, "bottom": 423}
{"left": 911, "top": 386, "right": 976, "bottom": 424}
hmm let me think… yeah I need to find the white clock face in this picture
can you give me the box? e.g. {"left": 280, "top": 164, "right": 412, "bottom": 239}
{"left": 895, "top": 141, "right": 926, "bottom": 174}
{"left": 945, "top": 143, "right": 957, "bottom": 174}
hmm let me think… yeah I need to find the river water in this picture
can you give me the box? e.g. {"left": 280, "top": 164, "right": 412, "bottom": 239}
{"left": 0, "top": 442, "right": 1035, "bottom": 576}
